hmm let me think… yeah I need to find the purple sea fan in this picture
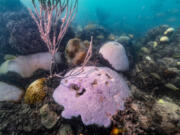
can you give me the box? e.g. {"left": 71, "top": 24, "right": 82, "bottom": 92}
{"left": 53, "top": 66, "right": 130, "bottom": 127}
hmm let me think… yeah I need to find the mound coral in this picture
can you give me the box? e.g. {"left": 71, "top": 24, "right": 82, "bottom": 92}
{"left": 0, "top": 81, "right": 24, "bottom": 102}
{"left": 24, "top": 78, "right": 46, "bottom": 104}
{"left": 65, "top": 38, "right": 90, "bottom": 65}
{"left": 99, "top": 41, "right": 129, "bottom": 71}
{"left": 0, "top": 52, "right": 61, "bottom": 78}
{"left": 53, "top": 66, "right": 130, "bottom": 127}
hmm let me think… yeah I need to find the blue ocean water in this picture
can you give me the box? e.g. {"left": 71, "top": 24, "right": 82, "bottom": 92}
{"left": 21, "top": 0, "right": 180, "bottom": 36}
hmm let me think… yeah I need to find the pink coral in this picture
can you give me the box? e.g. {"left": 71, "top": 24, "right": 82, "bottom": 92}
{"left": 53, "top": 66, "right": 130, "bottom": 127}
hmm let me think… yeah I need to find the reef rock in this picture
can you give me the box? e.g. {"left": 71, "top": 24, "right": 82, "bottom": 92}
{"left": 0, "top": 1, "right": 75, "bottom": 55}
{"left": 0, "top": 1, "right": 47, "bottom": 55}
{"left": 130, "top": 25, "right": 180, "bottom": 94}
{"left": 56, "top": 124, "right": 74, "bottom": 135}
{"left": 142, "top": 25, "right": 169, "bottom": 43}
{"left": 79, "top": 24, "right": 109, "bottom": 46}
{"left": 0, "top": 81, "right": 24, "bottom": 102}
{"left": 117, "top": 35, "right": 131, "bottom": 45}
{"left": 152, "top": 98, "right": 180, "bottom": 134}
{"left": 99, "top": 41, "right": 129, "bottom": 72}
{"left": 40, "top": 104, "right": 60, "bottom": 129}
{"left": 53, "top": 66, "right": 130, "bottom": 127}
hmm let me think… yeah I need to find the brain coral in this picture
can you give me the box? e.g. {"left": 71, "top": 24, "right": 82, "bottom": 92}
{"left": 53, "top": 66, "right": 130, "bottom": 127}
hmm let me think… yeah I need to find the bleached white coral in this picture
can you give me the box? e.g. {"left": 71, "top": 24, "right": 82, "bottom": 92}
{"left": 99, "top": 41, "right": 129, "bottom": 71}
{"left": 0, "top": 52, "right": 61, "bottom": 78}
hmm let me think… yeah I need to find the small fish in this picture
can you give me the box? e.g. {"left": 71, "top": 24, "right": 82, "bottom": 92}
{"left": 110, "top": 127, "right": 127, "bottom": 135}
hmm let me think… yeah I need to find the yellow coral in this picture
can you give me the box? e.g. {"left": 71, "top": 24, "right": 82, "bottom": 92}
{"left": 164, "top": 27, "right": 175, "bottom": 35}
{"left": 158, "top": 99, "right": 165, "bottom": 104}
{"left": 24, "top": 78, "right": 46, "bottom": 104}
{"left": 160, "top": 36, "right": 169, "bottom": 42}
{"left": 153, "top": 41, "right": 158, "bottom": 48}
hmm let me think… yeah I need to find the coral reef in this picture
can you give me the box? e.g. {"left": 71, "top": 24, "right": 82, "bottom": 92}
{"left": 78, "top": 24, "right": 109, "bottom": 46}
{"left": 0, "top": 3, "right": 47, "bottom": 55}
{"left": 0, "top": 6, "right": 180, "bottom": 134}
{"left": 0, "top": 1, "right": 75, "bottom": 55}
{"left": 141, "top": 25, "right": 170, "bottom": 43}
{"left": 130, "top": 25, "right": 180, "bottom": 97}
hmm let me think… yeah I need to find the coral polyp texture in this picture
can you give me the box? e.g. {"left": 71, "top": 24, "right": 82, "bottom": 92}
{"left": 53, "top": 66, "right": 130, "bottom": 127}
{"left": 24, "top": 78, "right": 46, "bottom": 104}
{"left": 65, "top": 38, "right": 89, "bottom": 66}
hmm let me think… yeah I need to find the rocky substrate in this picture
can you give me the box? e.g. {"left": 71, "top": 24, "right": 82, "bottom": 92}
{"left": 0, "top": 77, "right": 111, "bottom": 135}
{"left": 1, "top": 79, "right": 180, "bottom": 135}
{"left": 130, "top": 25, "right": 180, "bottom": 99}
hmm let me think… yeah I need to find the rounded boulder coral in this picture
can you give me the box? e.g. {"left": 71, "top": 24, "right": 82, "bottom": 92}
{"left": 99, "top": 41, "right": 129, "bottom": 72}
{"left": 65, "top": 38, "right": 89, "bottom": 66}
{"left": 53, "top": 66, "right": 130, "bottom": 127}
{"left": 24, "top": 78, "right": 46, "bottom": 104}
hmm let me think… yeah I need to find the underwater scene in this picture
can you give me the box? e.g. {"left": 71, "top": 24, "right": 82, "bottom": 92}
{"left": 0, "top": 0, "right": 180, "bottom": 134}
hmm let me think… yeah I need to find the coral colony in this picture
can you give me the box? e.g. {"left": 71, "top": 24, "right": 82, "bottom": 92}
{"left": 99, "top": 41, "right": 129, "bottom": 71}
{"left": 29, "top": 0, "right": 78, "bottom": 76}
{"left": 29, "top": 0, "right": 130, "bottom": 128}
{"left": 53, "top": 66, "right": 130, "bottom": 127}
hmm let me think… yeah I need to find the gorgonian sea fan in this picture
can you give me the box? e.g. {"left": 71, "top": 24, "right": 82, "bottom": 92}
{"left": 29, "top": 0, "right": 78, "bottom": 76}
